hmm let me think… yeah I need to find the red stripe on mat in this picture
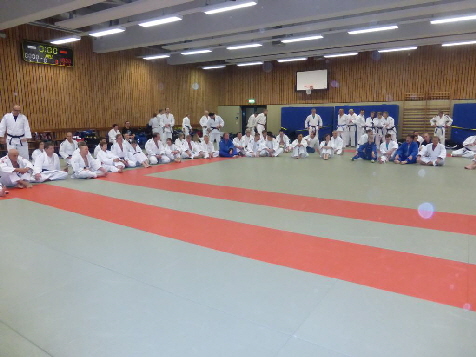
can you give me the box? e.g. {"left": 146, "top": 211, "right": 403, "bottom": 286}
{"left": 12, "top": 185, "right": 476, "bottom": 311}
{"left": 104, "top": 173, "right": 476, "bottom": 236}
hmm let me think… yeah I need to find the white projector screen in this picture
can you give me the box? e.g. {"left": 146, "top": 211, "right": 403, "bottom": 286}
{"left": 296, "top": 69, "right": 328, "bottom": 90}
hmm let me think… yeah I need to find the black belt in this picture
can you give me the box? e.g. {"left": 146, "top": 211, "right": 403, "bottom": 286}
{"left": 387, "top": 127, "right": 396, "bottom": 132}
{"left": 7, "top": 133, "right": 25, "bottom": 146}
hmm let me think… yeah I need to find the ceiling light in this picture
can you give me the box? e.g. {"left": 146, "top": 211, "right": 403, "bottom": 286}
{"left": 203, "top": 65, "right": 226, "bottom": 69}
{"left": 324, "top": 52, "right": 358, "bottom": 58}
{"left": 89, "top": 27, "right": 125, "bottom": 37}
{"left": 237, "top": 61, "right": 263, "bottom": 67}
{"left": 49, "top": 36, "right": 81, "bottom": 45}
{"left": 181, "top": 49, "right": 212, "bottom": 55}
{"left": 431, "top": 14, "right": 476, "bottom": 24}
{"left": 442, "top": 40, "right": 476, "bottom": 47}
{"left": 226, "top": 43, "right": 262, "bottom": 50}
{"left": 281, "top": 35, "right": 323, "bottom": 43}
{"left": 143, "top": 54, "right": 170, "bottom": 60}
{"left": 277, "top": 57, "right": 307, "bottom": 62}
{"left": 348, "top": 25, "right": 398, "bottom": 35}
{"left": 138, "top": 15, "right": 183, "bottom": 27}
{"left": 204, "top": 1, "right": 257, "bottom": 15}
{"left": 378, "top": 46, "right": 417, "bottom": 53}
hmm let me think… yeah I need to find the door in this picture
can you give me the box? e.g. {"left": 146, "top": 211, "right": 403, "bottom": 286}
{"left": 241, "top": 106, "right": 267, "bottom": 133}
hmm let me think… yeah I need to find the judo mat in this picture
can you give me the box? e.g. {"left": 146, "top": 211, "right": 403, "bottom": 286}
{"left": 1, "top": 154, "right": 475, "bottom": 357}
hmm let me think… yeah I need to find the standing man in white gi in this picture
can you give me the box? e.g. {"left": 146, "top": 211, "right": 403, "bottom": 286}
{"left": 374, "top": 112, "right": 386, "bottom": 146}
{"left": 0, "top": 149, "right": 33, "bottom": 188}
{"left": 430, "top": 111, "right": 453, "bottom": 145}
{"left": 162, "top": 107, "right": 175, "bottom": 143}
{"left": 255, "top": 109, "right": 268, "bottom": 138}
{"left": 182, "top": 114, "right": 192, "bottom": 137}
{"left": 59, "top": 132, "right": 78, "bottom": 166}
{"left": 417, "top": 136, "right": 447, "bottom": 166}
{"left": 207, "top": 112, "right": 224, "bottom": 148}
{"left": 32, "top": 142, "right": 68, "bottom": 182}
{"left": 346, "top": 109, "right": 358, "bottom": 147}
{"left": 150, "top": 110, "right": 163, "bottom": 135}
{"left": 336, "top": 109, "right": 348, "bottom": 146}
{"left": 355, "top": 109, "right": 367, "bottom": 143}
{"left": 0, "top": 105, "right": 32, "bottom": 160}
{"left": 305, "top": 108, "right": 323, "bottom": 137}
{"left": 383, "top": 111, "right": 397, "bottom": 141}
{"left": 247, "top": 112, "right": 258, "bottom": 134}
{"left": 199, "top": 110, "right": 209, "bottom": 136}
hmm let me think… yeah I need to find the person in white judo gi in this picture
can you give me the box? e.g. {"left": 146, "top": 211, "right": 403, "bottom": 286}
{"left": 31, "top": 141, "right": 45, "bottom": 164}
{"left": 206, "top": 113, "right": 224, "bottom": 147}
{"left": 346, "top": 109, "right": 358, "bottom": 147}
{"left": 358, "top": 129, "right": 373, "bottom": 147}
{"left": 276, "top": 130, "right": 292, "bottom": 153}
{"left": 199, "top": 111, "right": 209, "bottom": 136}
{"left": 59, "top": 132, "right": 79, "bottom": 167}
{"left": 291, "top": 133, "right": 308, "bottom": 159}
{"left": 93, "top": 138, "right": 107, "bottom": 159}
{"left": 320, "top": 134, "right": 334, "bottom": 160}
{"left": 0, "top": 149, "right": 33, "bottom": 188}
{"left": 201, "top": 135, "right": 219, "bottom": 159}
{"left": 97, "top": 142, "right": 125, "bottom": 173}
{"left": 417, "top": 136, "right": 447, "bottom": 166}
{"left": 304, "top": 108, "right": 323, "bottom": 136}
{"left": 71, "top": 142, "right": 107, "bottom": 179}
{"left": 330, "top": 131, "right": 344, "bottom": 155}
{"left": 383, "top": 111, "right": 397, "bottom": 141}
{"left": 111, "top": 134, "right": 136, "bottom": 167}
{"left": 150, "top": 110, "right": 163, "bottom": 135}
{"left": 365, "top": 111, "right": 377, "bottom": 137}
{"left": 452, "top": 135, "right": 476, "bottom": 158}
{"left": 245, "top": 133, "right": 266, "bottom": 158}
{"left": 430, "top": 111, "right": 453, "bottom": 145}
{"left": 242, "top": 129, "right": 254, "bottom": 148}
{"left": 162, "top": 107, "right": 175, "bottom": 143}
{"left": 304, "top": 131, "right": 320, "bottom": 154}
{"left": 182, "top": 114, "right": 192, "bottom": 137}
{"left": 129, "top": 140, "right": 151, "bottom": 168}
{"left": 378, "top": 134, "right": 399, "bottom": 163}
{"left": 145, "top": 133, "right": 171, "bottom": 164}
{"left": 108, "top": 124, "right": 121, "bottom": 144}
{"left": 355, "top": 109, "right": 367, "bottom": 144}
{"left": 336, "top": 109, "right": 348, "bottom": 146}
{"left": 181, "top": 134, "right": 204, "bottom": 159}
{"left": 165, "top": 138, "right": 182, "bottom": 163}
{"left": 31, "top": 142, "right": 68, "bottom": 182}
{"left": 374, "top": 112, "right": 386, "bottom": 146}
{"left": 261, "top": 133, "right": 283, "bottom": 157}
{"left": 233, "top": 132, "right": 246, "bottom": 156}
{"left": 0, "top": 105, "right": 32, "bottom": 160}
{"left": 255, "top": 110, "right": 268, "bottom": 138}
{"left": 247, "top": 112, "right": 258, "bottom": 134}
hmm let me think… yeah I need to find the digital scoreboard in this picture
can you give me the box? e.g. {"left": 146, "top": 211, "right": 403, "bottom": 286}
{"left": 22, "top": 40, "right": 74, "bottom": 67}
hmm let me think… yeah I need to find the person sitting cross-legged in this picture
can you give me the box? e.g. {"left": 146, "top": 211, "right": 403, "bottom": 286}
{"left": 378, "top": 134, "right": 398, "bottom": 164}
{"left": 97, "top": 141, "right": 125, "bottom": 173}
{"left": 417, "top": 136, "right": 446, "bottom": 166}
{"left": 291, "top": 133, "right": 308, "bottom": 159}
{"left": 219, "top": 133, "right": 238, "bottom": 158}
{"left": 319, "top": 134, "right": 334, "bottom": 160}
{"left": 394, "top": 135, "right": 419, "bottom": 165}
{"left": 352, "top": 133, "right": 377, "bottom": 162}
{"left": 71, "top": 141, "right": 107, "bottom": 179}
{"left": 31, "top": 141, "right": 68, "bottom": 182}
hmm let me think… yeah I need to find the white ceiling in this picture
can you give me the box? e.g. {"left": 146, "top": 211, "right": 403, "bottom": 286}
{"left": 2, "top": 0, "right": 476, "bottom": 66}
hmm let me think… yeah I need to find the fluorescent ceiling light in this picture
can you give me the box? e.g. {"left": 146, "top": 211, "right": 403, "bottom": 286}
{"left": 442, "top": 40, "right": 476, "bottom": 47}
{"left": 181, "top": 49, "right": 212, "bottom": 55}
{"left": 431, "top": 14, "right": 476, "bottom": 24}
{"left": 203, "top": 65, "right": 226, "bottom": 69}
{"left": 281, "top": 35, "right": 323, "bottom": 43}
{"left": 49, "top": 36, "right": 81, "bottom": 45}
{"left": 348, "top": 25, "right": 398, "bottom": 35}
{"left": 226, "top": 43, "right": 262, "bottom": 50}
{"left": 277, "top": 57, "right": 307, "bottom": 62}
{"left": 138, "top": 15, "right": 182, "bottom": 27}
{"left": 324, "top": 52, "right": 358, "bottom": 58}
{"left": 237, "top": 61, "right": 263, "bottom": 67}
{"left": 143, "top": 54, "right": 170, "bottom": 60}
{"left": 378, "top": 46, "right": 417, "bottom": 53}
{"left": 204, "top": 1, "right": 257, "bottom": 15}
{"left": 89, "top": 27, "right": 125, "bottom": 37}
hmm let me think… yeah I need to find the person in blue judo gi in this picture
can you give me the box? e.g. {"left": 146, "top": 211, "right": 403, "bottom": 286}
{"left": 394, "top": 134, "right": 419, "bottom": 164}
{"left": 352, "top": 133, "right": 377, "bottom": 162}
{"left": 219, "top": 132, "right": 239, "bottom": 158}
